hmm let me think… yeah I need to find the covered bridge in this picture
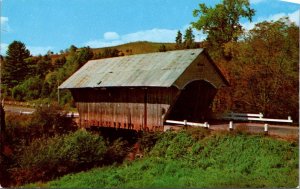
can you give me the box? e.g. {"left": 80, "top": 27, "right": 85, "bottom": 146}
{"left": 59, "top": 49, "right": 228, "bottom": 131}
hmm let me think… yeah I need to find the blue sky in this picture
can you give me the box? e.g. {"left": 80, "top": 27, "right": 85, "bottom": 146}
{"left": 1, "top": 0, "right": 299, "bottom": 55}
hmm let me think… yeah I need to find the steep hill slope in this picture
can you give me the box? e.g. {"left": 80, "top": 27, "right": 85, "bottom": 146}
{"left": 27, "top": 129, "right": 299, "bottom": 188}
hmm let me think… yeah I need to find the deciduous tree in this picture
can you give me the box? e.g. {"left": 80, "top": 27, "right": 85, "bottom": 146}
{"left": 192, "top": 0, "right": 255, "bottom": 57}
{"left": 217, "top": 18, "right": 299, "bottom": 119}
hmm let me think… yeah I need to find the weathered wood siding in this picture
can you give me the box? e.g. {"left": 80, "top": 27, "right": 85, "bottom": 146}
{"left": 71, "top": 87, "right": 178, "bottom": 131}
{"left": 174, "top": 53, "right": 225, "bottom": 89}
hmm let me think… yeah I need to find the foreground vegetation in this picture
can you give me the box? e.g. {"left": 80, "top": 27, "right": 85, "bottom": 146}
{"left": 1, "top": 104, "right": 298, "bottom": 188}
{"left": 24, "top": 129, "right": 298, "bottom": 188}
{"left": 1, "top": 105, "right": 133, "bottom": 187}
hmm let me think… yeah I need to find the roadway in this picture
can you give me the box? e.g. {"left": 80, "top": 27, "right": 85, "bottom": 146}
{"left": 3, "top": 104, "right": 299, "bottom": 138}
{"left": 3, "top": 105, "right": 35, "bottom": 114}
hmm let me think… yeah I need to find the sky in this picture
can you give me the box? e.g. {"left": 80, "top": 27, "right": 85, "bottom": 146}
{"left": 1, "top": 0, "right": 299, "bottom": 56}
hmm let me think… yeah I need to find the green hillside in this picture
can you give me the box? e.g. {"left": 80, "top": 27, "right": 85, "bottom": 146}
{"left": 26, "top": 129, "right": 299, "bottom": 188}
{"left": 92, "top": 41, "right": 177, "bottom": 55}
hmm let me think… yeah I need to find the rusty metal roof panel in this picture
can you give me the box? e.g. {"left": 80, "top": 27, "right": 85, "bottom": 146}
{"left": 59, "top": 49, "right": 204, "bottom": 89}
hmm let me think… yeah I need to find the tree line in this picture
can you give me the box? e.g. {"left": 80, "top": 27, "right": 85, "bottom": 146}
{"left": 0, "top": 44, "right": 121, "bottom": 105}
{"left": 162, "top": 0, "right": 298, "bottom": 120}
{"left": 191, "top": 0, "right": 299, "bottom": 120}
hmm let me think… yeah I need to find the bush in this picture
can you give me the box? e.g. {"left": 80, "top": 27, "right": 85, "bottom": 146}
{"left": 105, "top": 138, "right": 130, "bottom": 164}
{"left": 11, "top": 76, "right": 42, "bottom": 101}
{"left": 5, "top": 104, "right": 77, "bottom": 146}
{"left": 10, "top": 130, "right": 107, "bottom": 185}
{"left": 138, "top": 132, "right": 162, "bottom": 154}
{"left": 29, "top": 103, "right": 77, "bottom": 137}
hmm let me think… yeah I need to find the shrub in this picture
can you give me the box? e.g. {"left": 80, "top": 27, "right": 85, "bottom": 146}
{"left": 11, "top": 76, "right": 42, "bottom": 101}
{"left": 138, "top": 132, "right": 162, "bottom": 154}
{"left": 10, "top": 130, "right": 107, "bottom": 185}
{"left": 5, "top": 104, "right": 77, "bottom": 146}
{"left": 29, "top": 103, "right": 77, "bottom": 137}
{"left": 105, "top": 138, "right": 130, "bottom": 164}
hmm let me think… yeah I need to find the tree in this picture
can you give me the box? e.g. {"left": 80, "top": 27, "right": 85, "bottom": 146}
{"left": 220, "top": 18, "right": 299, "bottom": 119}
{"left": 2, "top": 41, "right": 31, "bottom": 88}
{"left": 69, "top": 45, "right": 78, "bottom": 54}
{"left": 12, "top": 76, "right": 43, "bottom": 101}
{"left": 183, "top": 27, "right": 195, "bottom": 49}
{"left": 26, "top": 55, "right": 53, "bottom": 78}
{"left": 192, "top": 0, "right": 255, "bottom": 51}
{"left": 175, "top": 30, "right": 183, "bottom": 49}
{"left": 0, "top": 103, "right": 5, "bottom": 133}
{"left": 54, "top": 56, "right": 66, "bottom": 69}
{"left": 76, "top": 46, "right": 94, "bottom": 67}
{"left": 158, "top": 44, "right": 167, "bottom": 52}
{"left": 102, "top": 48, "right": 119, "bottom": 58}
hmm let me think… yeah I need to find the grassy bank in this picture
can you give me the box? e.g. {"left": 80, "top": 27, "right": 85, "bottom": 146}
{"left": 26, "top": 129, "right": 299, "bottom": 188}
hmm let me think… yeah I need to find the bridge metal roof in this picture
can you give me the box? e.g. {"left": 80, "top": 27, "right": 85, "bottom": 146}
{"left": 59, "top": 49, "right": 216, "bottom": 89}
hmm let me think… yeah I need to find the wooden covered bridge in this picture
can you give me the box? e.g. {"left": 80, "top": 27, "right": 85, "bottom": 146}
{"left": 59, "top": 49, "right": 228, "bottom": 131}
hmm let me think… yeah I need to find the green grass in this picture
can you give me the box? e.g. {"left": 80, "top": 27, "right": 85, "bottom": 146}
{"left": 25, "top": 130, "right": 299, "bottom": 188}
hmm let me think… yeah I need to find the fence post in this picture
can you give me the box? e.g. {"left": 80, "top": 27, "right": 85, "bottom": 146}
{"left": 264, "top": 124, "right": 268, "bottom": 135}
{"left": 259, "top": 112, "right": 263, "bottom": 119}
{"left": 229, "top": 121, "right": 233, "bottom": 131}
{"left": 183, "top": 120, "right": 187, "bottom": 126}
{"left": 204, "top": 122, "right": 209, "bottom": 129}
{"left": 288, "top": 116, "right": 292, "bottom": 121}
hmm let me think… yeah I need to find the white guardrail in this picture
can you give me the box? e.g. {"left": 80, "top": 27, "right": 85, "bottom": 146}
{"left": 165, "top": 120, "right": 209, "bottom": 128}
{"left": 65, "top": 112, "right": 80, "bottom": 118}
{"left": 223, "top": 112, "right": 293, "bottom": 123}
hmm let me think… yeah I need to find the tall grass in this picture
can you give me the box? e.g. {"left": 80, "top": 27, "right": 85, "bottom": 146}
{"left": 33, "top": 129, "right": 298, "bottom": 188}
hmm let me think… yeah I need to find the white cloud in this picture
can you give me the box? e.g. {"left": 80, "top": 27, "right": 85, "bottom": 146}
{"left": 122, "top": 28, "right": 177, "bottom": 43}
{"left": 264, "top": 10, "right": 299, "bottom": 25}
{"left": 242, "top": 10, "right": 299, "bottom": 31}
{"left": 85, "top": 40, "right": 124, "bottom": 48}
{"left": 0, "top": 43, "right": 8, "bottom": 55}
{"left": 0, "top": 17, "right": 8, "bottom": 25}
{"left": 1, "top": 16, "right": 10, "bottom": 32}
{"left": 280, "top": 0, "right": 300, "bottom": 4}
{"left": 104, "top": 32, "right": 120, "bottom": 40}
{"left": 85, "top": 25, "right": 206, "bottom": 48}
{"left": 27, "top": 46, "right": 53, "bottom": 56}
{"left": 267, "top": 13, "right": 287, "bottom": 21}
{"left": 250, "top": 0, "right": 267, "bottom": 4}
{"left": 287, "top": 10, "right": 300, "bottom": 25}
